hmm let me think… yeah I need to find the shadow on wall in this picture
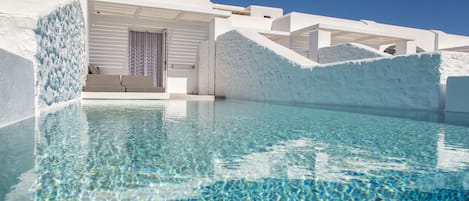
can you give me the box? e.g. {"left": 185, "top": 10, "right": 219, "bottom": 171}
{"left": 0, "top": 48, "right": 35, "bottom": 127}
{"left": 318, "top": 43, "right": 390, "bottom": 64}
{"left": 34, "top": 0, "right": 87, "bottom": 109}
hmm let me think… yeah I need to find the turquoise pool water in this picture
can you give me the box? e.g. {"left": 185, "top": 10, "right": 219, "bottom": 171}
{"left": 1, "top": 100, "right": 468, "bottom": 200}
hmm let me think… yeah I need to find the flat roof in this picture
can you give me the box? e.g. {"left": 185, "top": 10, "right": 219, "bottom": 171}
{"left": 212, "top": 3, "right": 249, "bottom": 15}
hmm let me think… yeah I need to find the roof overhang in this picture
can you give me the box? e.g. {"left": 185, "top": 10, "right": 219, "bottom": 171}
{"left": 440, "top": 46, "right": 469, "bottom": 53}
{"left": 258, "top": 30, "right": 290, "bottom": 41}
{"left": 212, "top": 3, "right": 250, "bottom": 15}
{"left": 94, "top": 0, "right": 231, "bottom": 22}
{"left": 292, "top": 24, "right": 416, "bottom": 47}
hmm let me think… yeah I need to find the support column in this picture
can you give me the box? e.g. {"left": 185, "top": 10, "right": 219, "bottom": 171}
{"left": 309, "top": 30, "right": 331, "bottom": 62}
{"left": 209, "top": 17, "right": 232, "bottom": 96}
{"left": 396, "top": 41, "right": 416, "bottom": 55}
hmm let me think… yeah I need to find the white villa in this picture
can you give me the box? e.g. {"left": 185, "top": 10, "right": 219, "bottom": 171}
{"left": 85, "top": 0, "right": 469, "bottom": 95}
{"left": 1, "top": 0, "right": 469, "bottom": 127}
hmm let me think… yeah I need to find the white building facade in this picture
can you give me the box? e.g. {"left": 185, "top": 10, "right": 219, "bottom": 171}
{"left": 86, "top": 0, "right": 469, "bottom": 95}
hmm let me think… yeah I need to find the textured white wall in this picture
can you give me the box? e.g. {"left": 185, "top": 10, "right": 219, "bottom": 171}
{"left": 439, "top": 52, "right": 469, "bottom": 85}
{"left": 0, "top": 0, "right": 78, "bottom": 60}
{"left": 216, "top": 30, "right": 469, "bottom": 111}
{"left": 0, "top": 49, "right": 35, "bottom": 127}
{"left": 35, "top": 1, "right": 87, "bottom": 108}
{"left": 318, "top": 43, "right": 389, "bottom": 64}
{"left": 0, "top": 15, "right": 37, "bottom": 61}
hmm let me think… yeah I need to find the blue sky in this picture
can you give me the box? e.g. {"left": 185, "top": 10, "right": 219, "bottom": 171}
{"left": 211, "top": 0, "right": 469, "bottom": 36}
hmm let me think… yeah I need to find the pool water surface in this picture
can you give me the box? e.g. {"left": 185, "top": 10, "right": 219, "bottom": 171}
{"left": 1, "top": 100, "right": 468, "bottom": 200}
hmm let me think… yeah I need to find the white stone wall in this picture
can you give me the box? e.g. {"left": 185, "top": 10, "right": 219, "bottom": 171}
{"left": 318, "top": 43, "right": 389, "bottom": 64}
{"left": 216, "top": 30, "right": 469, "bottom": 111}
{"left": 439, "top": 52, "right": 469, "bottom": 85}
{"left": 35, "top": 1, "right": 87, "bottom": 108}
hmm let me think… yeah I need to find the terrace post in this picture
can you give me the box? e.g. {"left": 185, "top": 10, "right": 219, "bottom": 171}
{"left": 309, "top": 30, "right": 331, "bottom": 62}
{"left": 210, "top": 17, "right": 232, "bottom": 97}
{"left": 396, "top": 41, "right": 417, "bottom": 55}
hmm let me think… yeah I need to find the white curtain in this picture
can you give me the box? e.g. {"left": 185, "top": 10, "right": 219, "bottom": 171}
{"left": 129, "top": 31, "right": 163, "bottom": 87}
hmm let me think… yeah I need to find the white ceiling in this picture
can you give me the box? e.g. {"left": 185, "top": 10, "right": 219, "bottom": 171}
{"left": 94, "top": 1, "right": 220, "bottom": 22}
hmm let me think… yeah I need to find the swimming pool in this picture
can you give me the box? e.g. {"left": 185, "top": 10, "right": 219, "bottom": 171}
{"left": 1, "top": 100, "right": 468, "bottom": 200}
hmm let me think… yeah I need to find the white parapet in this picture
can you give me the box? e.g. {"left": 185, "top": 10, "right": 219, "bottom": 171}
{"left": 216, "top": 30, "right": 469, "bottom": 111}
{"left": 445, "top": 77, "right": 469, "bottom": 113}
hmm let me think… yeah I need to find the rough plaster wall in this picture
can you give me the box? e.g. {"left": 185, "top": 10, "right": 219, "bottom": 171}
{"left": 318, "top": 43, "right": 389, "bottom": 64}
{"left": 0, "top": 15, "right": 37, "bottom": 61}
{"left": 438, "top": 52, "right": 469, "bottom": 110}
{"left": 217, "top": 30, "right": 447, "bottom": 111}
{"left": 439, "top": 52, "right": 469, "bottom": 85}
{"left": 0, "top": 49, "right": 35, "bottom": 127}
{"left": 34, "top": 1, "right": 87, "bottom": 109}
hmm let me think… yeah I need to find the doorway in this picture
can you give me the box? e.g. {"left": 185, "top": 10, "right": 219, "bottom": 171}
{"left": 128, "top": 31, "right": 165, "bottom": 88}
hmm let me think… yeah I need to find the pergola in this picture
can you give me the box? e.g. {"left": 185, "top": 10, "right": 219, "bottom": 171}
{"left": 291, "top": 24, "right": 416, "bottom": 61}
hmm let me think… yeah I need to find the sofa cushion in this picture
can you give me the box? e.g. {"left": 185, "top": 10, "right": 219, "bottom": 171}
{"left": 83, "top": 85, "right": 125, "bottom": 92}
{"left": 86, "top": 74, "right": 121, "bottom": 86}
{"left": 121, "top": 76, "right": 154, "bottom": 87}
{"left": 83, "top": 74, "right": 125, "bottom": 92}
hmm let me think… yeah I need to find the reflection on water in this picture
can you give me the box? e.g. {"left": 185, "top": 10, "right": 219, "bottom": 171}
{"left": 0, "top": 100, "right": 468, "bottom": 200}
{"left": 0, "top": 118, "right": 35, "bottom": 201}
